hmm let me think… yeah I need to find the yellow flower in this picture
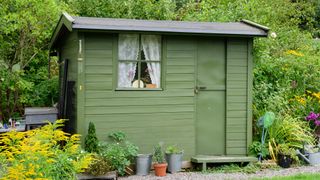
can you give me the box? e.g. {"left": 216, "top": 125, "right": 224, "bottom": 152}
{"left": 286, "top": 50, "right": 304, "bottom": 57}
{"left": 294, "top": 95, "right": 306, "bottom": 106}
{"left": 312, "top": 92, "right": 320, "bottom": 101}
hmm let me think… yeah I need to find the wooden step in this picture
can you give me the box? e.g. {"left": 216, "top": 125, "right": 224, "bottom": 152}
{"left": 191, "top": 155, "right": 257, "bottom": 171}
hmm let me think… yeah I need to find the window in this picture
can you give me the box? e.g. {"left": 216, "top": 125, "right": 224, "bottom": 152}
{"left": 117, "top": 34, "right": 161, "bottom": 89}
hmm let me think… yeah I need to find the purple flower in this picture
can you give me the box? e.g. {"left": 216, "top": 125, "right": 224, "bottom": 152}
{"left": 315, "top": 120, "right": 320, "bottom": 126}
{"left": 306, "top": 112, "right": 319, "bottom": 121}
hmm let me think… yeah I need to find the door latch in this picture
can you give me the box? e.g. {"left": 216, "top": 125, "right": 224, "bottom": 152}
{"left": 195, "top": 86, "right": 207, "bottom": 94}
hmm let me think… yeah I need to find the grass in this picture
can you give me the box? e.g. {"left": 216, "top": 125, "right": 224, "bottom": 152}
{"left": 203, "top": 162, "right": 320, "bottom": 180}
{"left": 204, "top": 162, "right": 280, "bottom": 174}
{"left": 255, "top": 173, "right": 320, "bottom": 180}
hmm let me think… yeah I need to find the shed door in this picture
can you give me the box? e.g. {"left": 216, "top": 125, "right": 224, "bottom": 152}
{"left": 196, "top": 38, "right": 226, "bottom": 155}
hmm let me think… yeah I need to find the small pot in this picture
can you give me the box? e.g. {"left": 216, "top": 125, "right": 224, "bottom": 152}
{"left": 135, "top": 154, "right": 152, "bottom": 176}
{"left": 165, "top": 153, "right": 183, "bottom": 173}
{"left": 154, "top": 163, "right": 167, "bottom": 177}
{"left": 278, "top": 154, "right": 292, "bottom": 168}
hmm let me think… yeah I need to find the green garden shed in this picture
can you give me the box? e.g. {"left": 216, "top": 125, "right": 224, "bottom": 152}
{"left": 49, "top": 13, "right": 269, "bottom": 166}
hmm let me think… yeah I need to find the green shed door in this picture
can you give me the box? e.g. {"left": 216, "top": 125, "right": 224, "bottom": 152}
{"left": 196, "top": 38, "right": 226, "bottom": 155}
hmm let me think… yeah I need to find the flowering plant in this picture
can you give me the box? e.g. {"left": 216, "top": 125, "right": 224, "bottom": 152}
{"left": 0, "top": 120, "right": 93, "bottom": 179}
{"left": 305, "top": 111, "right": 320, "bottom": 127}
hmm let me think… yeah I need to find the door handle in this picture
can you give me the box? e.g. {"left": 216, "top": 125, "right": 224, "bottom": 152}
{"left": 195, "top": 86, "right": 207, "bottom": 94}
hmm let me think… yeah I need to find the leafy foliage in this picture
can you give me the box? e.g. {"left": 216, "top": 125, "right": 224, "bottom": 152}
{"left": 249, "top": 141, "right": 269, "bottom": 159}
{"left": 85, "top": 154, "right": 111, "bottom": 176}
{"left": 0, "top": 0, "right": 67, "bottom": 122}
{"left": 165, "top": 145, "right": 183, "bottom": 154}
{"left": 108, "top": 131, "right": 126, "bottom": 142}
{"left": 0, "top": 70, "right": 33, "bottom": 121}
{"left": 0, "top": 120, "right": 93, "bottom": 179}
{"left": 99, "top": 131, "right": 138, "bottom": 176}
{"left": 268, "top": 115, "right": 315, "bottom": 162}
{"left": 85, "top": 122, "right": 99, "bottom": 153}
{"left": 0, "top": 0, "right": 320, "bottom": 166}
{"left": 153, "top": 143, "right": 165, "bottom": 164}
{"left": 69, "top": 0, "right": 176, "bottom": 20}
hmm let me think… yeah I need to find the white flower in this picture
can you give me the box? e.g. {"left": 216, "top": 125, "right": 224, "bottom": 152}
{"left": 270, "top": 32, "right": 277, "bottom": 38}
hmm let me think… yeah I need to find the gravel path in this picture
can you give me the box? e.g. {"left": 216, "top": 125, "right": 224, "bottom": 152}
{"left": 119, "top": 165, "right": 320, "bottom": 180}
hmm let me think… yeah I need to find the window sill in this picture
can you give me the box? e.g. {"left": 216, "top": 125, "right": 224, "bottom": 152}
{"left": 115, "top": 88, "right": 163, "bottom": 91}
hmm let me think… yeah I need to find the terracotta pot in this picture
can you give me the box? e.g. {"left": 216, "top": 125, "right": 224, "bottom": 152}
{"left": 146, "top": 84, "right": 157, "bottom": 88}
{"left": 153, "top": 163, "right": 167, "bottom": 177}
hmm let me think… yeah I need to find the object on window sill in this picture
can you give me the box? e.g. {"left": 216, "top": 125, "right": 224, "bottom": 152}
{"left": 146, "top": 84, "right": 157, "bottom": 88}
{"left": 132, "top": 80, "right": 144, "bottom": 88}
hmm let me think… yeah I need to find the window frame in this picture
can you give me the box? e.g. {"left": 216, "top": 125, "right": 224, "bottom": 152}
{"left": 115, "top": 34, "right": 163, "bottom": 91}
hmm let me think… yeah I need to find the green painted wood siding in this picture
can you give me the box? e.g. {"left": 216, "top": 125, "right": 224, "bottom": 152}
{"left": 226, "top": 38, "right": 252, "bottom": 155}
{"left": 60, "top": 31, "right": 78, "bottom": 81}
{"left": 59, "top": 31, "right": 78, "bottom": 131}
{"left": 83, "top": 33, "right": 196, "bottom": 159}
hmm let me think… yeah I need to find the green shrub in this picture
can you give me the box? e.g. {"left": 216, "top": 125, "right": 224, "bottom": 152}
{"left": 85, "top": 154, "right": 111, "bottom": 176}
{"left": 249, "top": 141, "right": 269, "bottom": 159}
{"left": 85, "top": 122, "right": 99, "bottom": 153}
{"left": 100, "top": 131, "right": 138, "bottom": 176}
{"left": 268, "top": 114, "right": 315, "bottom": 162}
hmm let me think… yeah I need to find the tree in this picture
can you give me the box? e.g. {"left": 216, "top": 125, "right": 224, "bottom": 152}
{"left": 69, "top": 0, "right": 176, "bottom": 20}
{"left": 85, "top": 122, "right": 99, "bottom": 153}
{"left": 0, "top": 0, "right": 68, "bottom": 70}
{"left": 0, "top": 0, "right": 68, "bottom": 121}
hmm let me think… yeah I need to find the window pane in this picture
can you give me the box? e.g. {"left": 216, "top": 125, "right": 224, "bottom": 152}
{"left": 118, "top": 62, "right": 138, "bottom": 88}
{"left": 117, "top": 34, "right": 161, "bottom": 89}
{"left": 142, "top": 62, "right": 160, "bottom": 88}
{"left": 118, "top": 34, "right": 139, "bottom": 61}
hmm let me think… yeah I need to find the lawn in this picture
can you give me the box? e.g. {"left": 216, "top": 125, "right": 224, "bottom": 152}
{"left": 258, "top": 173, "right": 320, "bottom": 180}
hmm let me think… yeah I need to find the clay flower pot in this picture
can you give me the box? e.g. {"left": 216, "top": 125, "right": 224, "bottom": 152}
{"left": 153, "top": 163, "right": 167, "bottom": 176}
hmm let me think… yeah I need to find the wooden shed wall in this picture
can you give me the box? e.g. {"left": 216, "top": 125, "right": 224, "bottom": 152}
{"left": 226, "top": 38, "right": 252, "bottom": 155}
{"left": 82, "top": 33, "right": 196, "bottom": 158}
{"left": 60, "top": 31, "right": 78, "bottom": 82}
{"left": 59, "top": 31, "right": 78, "bottom": 131}
{"left": 76, "top": 32, "right": 252, "bottom": 158}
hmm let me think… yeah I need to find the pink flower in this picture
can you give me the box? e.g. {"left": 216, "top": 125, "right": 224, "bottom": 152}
{"left": 315, "top": 120, "right": 320, "bottom": 126}
{"left": 306, "top": 112, "right": 319, "bottom": 121}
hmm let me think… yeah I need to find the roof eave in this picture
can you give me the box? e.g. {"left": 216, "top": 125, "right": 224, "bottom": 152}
{"left": 73, "top": 25, "right": 268, "bottom": 37}
{"left": 49, "top": 12, "right": 75, "bottom": 50}
{"left": 241, "top": 19, "right": 269, "bottom": 36}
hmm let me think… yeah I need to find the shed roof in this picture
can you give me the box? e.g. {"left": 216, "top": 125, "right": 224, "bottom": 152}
{"left": 50, "top": 13, "right": 269, "bottom": 49}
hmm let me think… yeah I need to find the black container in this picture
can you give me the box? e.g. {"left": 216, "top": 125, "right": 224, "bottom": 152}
{"left": 278, "top": 154, "right": 292, "bottom": 168}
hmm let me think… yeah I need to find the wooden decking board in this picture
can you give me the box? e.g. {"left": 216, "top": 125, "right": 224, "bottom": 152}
{"left": 191, "top": 155, "right": 257, "bottom": 171}
{"left": 191, "top": 155, "right": 257, "bottom": 163}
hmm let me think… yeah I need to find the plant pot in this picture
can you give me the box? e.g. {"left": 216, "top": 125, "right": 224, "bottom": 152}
{"left": 153, "top": 163, "right": 167, "bottom": 177}
{"left": 135, "top": 154, "right": 152, "bottom": 176}
{"left": 165, "top": 153, "right": 183, "bottom": 173}
{"left": 277, "top": 154, "right": 292, "bottom": 168}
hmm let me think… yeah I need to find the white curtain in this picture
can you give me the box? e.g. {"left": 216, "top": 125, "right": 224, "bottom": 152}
{"left": 141, "top": 35, "right": 161, "bottom": 88}
{"left": 118, "top": 34, "right": 139, "bottom": 88}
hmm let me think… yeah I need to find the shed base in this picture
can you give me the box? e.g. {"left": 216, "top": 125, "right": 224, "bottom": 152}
{"left": 191, "top": 155, "right": 257, "bottom": 171}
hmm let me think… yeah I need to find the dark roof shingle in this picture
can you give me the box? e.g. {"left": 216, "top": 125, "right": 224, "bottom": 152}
{"left": 72, "top": 16, "right": 268, "bottom": 36}
{"left": 49, "top": 13, "right": 269, "bottom": 49}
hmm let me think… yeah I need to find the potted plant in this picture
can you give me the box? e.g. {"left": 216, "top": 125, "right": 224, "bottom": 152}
{"left": 153, "top": 143, "right": 167, "bottom": 176}
{"left": 135, "top": 153, "right": 153, "bottom": 176}
{"left": 165, "top": 145, "right": 183, "bottom": 173}
{"left": 277, "top": 144, "right": 294, "bottom": 168}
